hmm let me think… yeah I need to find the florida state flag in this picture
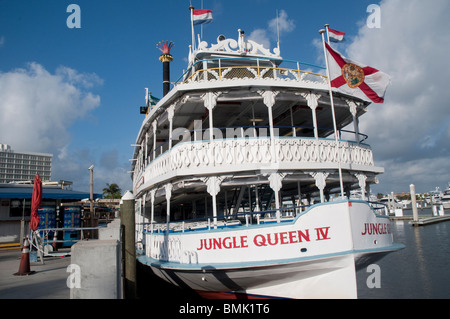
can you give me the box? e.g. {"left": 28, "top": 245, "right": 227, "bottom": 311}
{"left": 325, "top": 42, "right": 390, "bottom": 103}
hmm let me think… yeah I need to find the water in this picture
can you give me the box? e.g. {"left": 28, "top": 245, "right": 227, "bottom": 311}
{"left": 357, "top": 208, "right": 450, "bottom": 299}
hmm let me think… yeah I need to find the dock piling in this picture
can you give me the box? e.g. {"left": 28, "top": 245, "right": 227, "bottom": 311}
{"left": 120, "top": 191, "right": 136, "bottom": 299}
{"left": 410, "top": 184, "right": 419, "bottom": 222}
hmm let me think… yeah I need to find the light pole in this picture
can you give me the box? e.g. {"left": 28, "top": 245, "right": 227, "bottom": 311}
{"left": 88, "top": 165, "right": 94, "bottom": 228}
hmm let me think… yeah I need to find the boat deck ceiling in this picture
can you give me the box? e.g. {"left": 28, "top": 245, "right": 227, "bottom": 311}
{"left": 149, "top": 90, "right": 364, "bottom": 142}
{"left": 149, "top": 174, "right": 374, "bottom": 207}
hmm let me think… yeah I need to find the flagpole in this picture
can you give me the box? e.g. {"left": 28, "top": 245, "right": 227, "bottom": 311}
{"left": 319, "top": 29, "right": 345, "bottom": 199}
{"left": 324, "top": 24, "right": 330, "bottom": 44}
{"left": 201, "top": 0, "right": 204, "bottom": 40}
{"left": 189, "top": 5, "right": 196, "bottom": 51}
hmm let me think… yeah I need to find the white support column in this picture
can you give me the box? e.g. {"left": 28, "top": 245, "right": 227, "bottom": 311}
{"left": 310, "top": 172, "right": 330, "bottom": 203}
{"left": 346, "top": 100, "right": 360, "bottom": 143}
{"left": 301, "top": 93, "right": 321, "bottom": 139}
{"left": 258, "top": 90, "right": 279, "bottom": 162}
{"left": 254, "top": 185, "right": 261, "bottom": 212}
{"left": 202, "top": 91, "right": 222, "bottom": 141}
{"left": 355, "top": 173, "right": 367, "bottom": 201}
{"left": 167, "top": 104, "right": 175, "bottom": 149}
{"left": 140, "top": 194, "right": 146, "bottom": 245}
{"left": 135, "top": 198, "right": 142, "bottom": 243}
{"left": 165, "top": 184, "right": 173, "bottom": 231}
{"left": 202, "top": 92, "right": 222, "bottom": 168}
{"left": 203, "top": 176, "right": 223, "bottom": 228}
{"left": 152, "top": 120, "right": 157, "bottom": 161}
{"left": 140, "top": 142, "right": 144, "bottom": 171}
{"left": 224, "top": 191, "right": 228, "bottom": 216}
{"left": 290, "top": 105, "right": 296, "bottom": 137}
{"left": 268, "top": 173, "right": 285, "bottom": 223}
{"left": 145, "top": 132, "right": 149, "bottom": 166}
{"left": 150, "top": 189, "right": 156, "bottom": 233}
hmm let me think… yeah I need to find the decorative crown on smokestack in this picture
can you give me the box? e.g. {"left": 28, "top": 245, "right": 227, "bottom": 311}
{"left": 157, "top": 41, "right": 174, "bottom": 62}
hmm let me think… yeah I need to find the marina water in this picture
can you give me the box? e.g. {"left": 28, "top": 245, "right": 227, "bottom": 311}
{"left": 357, "top": 208, "right": 450, "bottom": 298}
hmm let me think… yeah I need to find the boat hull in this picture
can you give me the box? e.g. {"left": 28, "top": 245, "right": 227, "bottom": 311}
{"left": 137, "top": 200, "right": 404, "bottom": 299}
{"left": 138, "top": 247, "right": 399, "bottom": 299}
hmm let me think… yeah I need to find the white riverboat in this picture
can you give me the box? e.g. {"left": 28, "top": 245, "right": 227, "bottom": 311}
{"left": 131, "top": 25, "right": 403, "bottom": 298}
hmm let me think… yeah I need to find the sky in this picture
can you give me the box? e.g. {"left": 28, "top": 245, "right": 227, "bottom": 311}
{"left": 0, "top": 0, "right": 449, "bottom": 196}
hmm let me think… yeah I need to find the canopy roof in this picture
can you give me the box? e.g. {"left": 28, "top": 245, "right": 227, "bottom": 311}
{"left": 0, "top": 185, "right": 102, "bottom": 200}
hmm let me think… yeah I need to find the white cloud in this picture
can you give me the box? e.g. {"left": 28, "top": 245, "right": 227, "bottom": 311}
{"left": 56, "top": 66, "right": 104, "bottom": 89}
{"left": 0, "top": 62, "right": 132, "bottom": 194}
{"left": 269, "top": 10, "right": 295, "bottom": 34}
{"left": 346, "top": 0, "right": 450, "bottom": 193}
{"left": 248, "top": 29, "right": 271, "bottom": 49}
{"left": 248, "top": 9, "right": 295, "bottom": 49}
{"left": 0, "top": 63, "right": 117, "bottom": 192}
{"left": 0, "top": 62, "right": 101, "bottom": 156}
{"left": 0, "top": 36, "right": 5, "bottom": 47}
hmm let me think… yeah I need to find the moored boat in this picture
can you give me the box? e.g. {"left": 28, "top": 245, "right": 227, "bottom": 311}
{"left": 438, "top": 184, "right": 450, "bottom": 209}
{"left": 131, "top": 12, "right": 403, "bottom": 299}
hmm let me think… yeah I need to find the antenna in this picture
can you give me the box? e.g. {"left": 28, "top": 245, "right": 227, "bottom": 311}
{"left": 276, "top": 9, "right": 280, "bottom": 52}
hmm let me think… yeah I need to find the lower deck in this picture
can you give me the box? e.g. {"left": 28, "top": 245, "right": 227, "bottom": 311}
{"left": 135, "top": 200, "right": 404, "bottom": 299}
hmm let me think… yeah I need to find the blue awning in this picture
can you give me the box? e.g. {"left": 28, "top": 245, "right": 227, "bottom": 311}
{"left": 0, "top": 186, "right": 102, "bottom": 200}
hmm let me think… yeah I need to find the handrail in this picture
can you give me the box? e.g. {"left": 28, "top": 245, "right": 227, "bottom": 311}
{"left": 174, "top": 56, "right": 326, "bottom": 86}
{"left": 132, "top": 125, "right": 374, "bottom": 190}
{"left": 139, "top": 200, "right": 388, "bottom": 235}
{"left": 140, "top": 204, "right": 310, "bottom": 233}
{"left": 180, "top": 65, "right": 327, "bottom": 85}
{"left": 148, "top": 124, "right": 369, "bottom": 159}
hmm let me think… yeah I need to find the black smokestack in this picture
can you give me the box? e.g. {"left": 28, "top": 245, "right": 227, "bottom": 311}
{"left": 162, "top": 61, "right": 170, "bottom": 96}
{"left": 158, "top": 41, "right": 174, "bottom": 97}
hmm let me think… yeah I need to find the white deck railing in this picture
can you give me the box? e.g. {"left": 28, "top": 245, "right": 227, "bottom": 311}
{"left": 134, "top": 136, "right": 375, "bottom": 190}
{"left": 174, "top": 57, "right": 327, "bottom": 86}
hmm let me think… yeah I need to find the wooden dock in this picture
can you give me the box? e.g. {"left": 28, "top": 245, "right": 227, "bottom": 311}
{"left": 389, "top": 214, "right": 450, "bottom": 226}
{"left": 409, "top": 215, "right": 450, "bottom": 227}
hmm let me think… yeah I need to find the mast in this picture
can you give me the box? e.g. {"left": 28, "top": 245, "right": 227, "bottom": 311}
{"left": 189, "top": 5, "right": 196, "bottom": 52}
{"left": 324, "top": 24, "right": 331, "bottom": 44}
{"left": 319, "top": 29, "right": 344, "bottom": 198}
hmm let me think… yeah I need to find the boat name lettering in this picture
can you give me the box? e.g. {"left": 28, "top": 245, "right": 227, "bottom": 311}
{"left": 196, "top": 227, "right": 331, "bottom": 251}
{"left": 361, "top": 223, "right": 391, "bottom": 236}
{"left": 196, "top": 236, "right": 248, "bottom": 251}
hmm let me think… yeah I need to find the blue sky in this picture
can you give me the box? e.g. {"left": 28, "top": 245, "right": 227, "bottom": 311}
{"left": 1, "top": 0, "right": 449, "bottom": 195}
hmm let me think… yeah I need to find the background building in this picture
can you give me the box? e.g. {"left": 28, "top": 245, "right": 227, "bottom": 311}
{"left": 0, "top": 144, "right": 52, "bottom": 183}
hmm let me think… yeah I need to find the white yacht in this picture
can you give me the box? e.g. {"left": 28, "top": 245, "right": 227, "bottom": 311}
{"left": 440, "top": 184, "right": 450, "bottom": 209}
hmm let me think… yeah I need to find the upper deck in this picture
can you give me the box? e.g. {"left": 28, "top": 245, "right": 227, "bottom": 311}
{"left": 134, "top": 31, "right": 370, "bottom": 152}
{"left": 131, "top": 30, "right": 379, "bottom": 211}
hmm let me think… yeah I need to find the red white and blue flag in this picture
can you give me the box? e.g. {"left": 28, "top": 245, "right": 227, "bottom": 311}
{"left": 192, "top": 9, "right": 213, "bottom": 25}
{"left": 328, "top": 28, "right": 345, "bottom": 42}
{"left": 325, "top": 42, "right": 390, "bottom": 103}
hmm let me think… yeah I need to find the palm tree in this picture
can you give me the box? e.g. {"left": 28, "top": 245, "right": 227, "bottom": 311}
{"left": 103, "top": 183, "right": 122, "bottom": 199}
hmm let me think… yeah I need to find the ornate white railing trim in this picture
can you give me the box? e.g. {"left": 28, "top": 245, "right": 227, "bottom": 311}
{"left": 134, "top": 137, "right": 375, "bottom": 191}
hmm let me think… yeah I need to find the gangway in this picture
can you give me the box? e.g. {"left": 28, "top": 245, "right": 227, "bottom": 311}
{"left": 29, "top": 226, "right": 106, "bottom": 263}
